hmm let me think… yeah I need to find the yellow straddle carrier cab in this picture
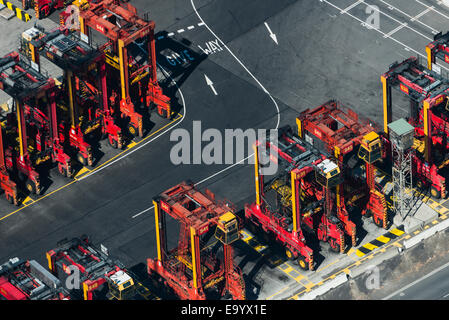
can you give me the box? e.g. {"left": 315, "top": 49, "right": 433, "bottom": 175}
{"left": 315, "top": 159, "right": 342, "bottom": 189}
{"left": 107, "top": 270, "right": 136, "bottom": 300}
{"left": 358, "top": 131, "right": 382, "bottom": 164}
{"left": 215, "top": 212, "right": 240, "bottom": 245}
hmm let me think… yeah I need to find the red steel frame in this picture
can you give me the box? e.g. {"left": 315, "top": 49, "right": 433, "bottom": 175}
{"left": 79, "top": 0, "right": 171, "bottom": 138}
{"left": 245, "top": 127, "right": 348, "bottom": 271}
{"left": 297, "top": 100, "right": 387, "bottom": 230}
{"left": 0, "top": 258, "right": 70, "bottom": 300}
{"left": 46, "top": 236, "right": 133, "bottom": 300}
{"left": 426, "top": 31, "right": 449, "bottom": 71}
{"left": 147, "top": 181, "right": 245, "bottom": 300}
{"left": 0, "top": 52, "right": 74, "bottom": 194}
{"left": 382, "top": 57, "right": 448, "bottom": 198}
{"left": 27, "top": 26, "right": 124, "bottom": 158}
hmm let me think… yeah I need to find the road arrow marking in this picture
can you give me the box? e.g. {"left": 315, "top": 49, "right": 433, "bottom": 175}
{"left": 204, "top": 74, "right": 218, "bottom": 95}
{"left": 264, "top": 22, "right": 278, "bottom": 45}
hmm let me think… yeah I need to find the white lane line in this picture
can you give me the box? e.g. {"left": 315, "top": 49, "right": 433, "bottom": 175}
{"left": 410, "top": 7, "right": 432, "bottom": 21}
{"left": 384, "top": 22, "right": 407, "bottom": 38}
{"left": 132, "top": 206, "right": 154, "bottom": 219}
{"left": 191, "top": 0, "right": 280, "bottom": 128}
{"left": 167, "top": 32, "right": 175, "bottom": 37}
{"left": 320, "top": 0, "right": 449, "bottom": 72}
{"left": 379, "top": 0, "right": 438, "bottom": 33}
{"left": 383, "top": 260, "right": 449, "bottom": 300}
{"left": 359, "top": 0, "right": 432, "bottom": 41}
{"left": 341, "top": 0, "right": 362, "bottom": 14}
{"left": 198, "top": 22, "right": 205, "bottom": 26}
{"left": 132, "top": 154, "right": 255, "bottom": 219}
{"left": 416, "top": 0, "right": 449, "bottom": 20}
{"left": 187, "top": 25, "right": 195, "bottom": 30}
{"left": 177, "top": 28, "right": 185, "bottom": 33}
{"left": 80, "top": 64, "right": 186, "bottom": 181}
{"left": 132, "top": 0, "right": 282, "bottom": 219}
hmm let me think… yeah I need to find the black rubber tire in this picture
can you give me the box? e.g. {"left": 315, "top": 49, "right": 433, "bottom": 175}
{"left": 431, "top": 186, "right": 441, "bottom": 199}
{"left": 108, "top": 136, "right": 118, "bottom": 149}
{"left": 285, "top": 248, "right": 295, "bottom": 260}
{"left": 6, "top": 194, "right": 13, "bottom": 204}
{"left": 328, "top": 239, "right": 340, "bottom": 253}
{"left": 364, "top": 209, "right": 372, "bottom": 218}
{"left": 297, "top": 257, "right": 309, "bottom": 271}
{"left": 157, "top": 108, "right": 168, "bottom": 119}
{"left": 373, "top": 215, "right": 383, "bottom": 227}
{"left": 77, "top": 153, "right": 87, "bottom": 166}
{"left": 26, "top": 180, "right": 36, "bottom": 194}
{"left": 128, "top": 124, "right": 138, "bottom": 137}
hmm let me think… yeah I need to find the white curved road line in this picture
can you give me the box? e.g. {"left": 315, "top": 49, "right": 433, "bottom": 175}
{"left": 191, "top": 0, "right": 281, "bottom": 129}
{"left": 79, "top": 65, "right": 186, "bottom": 181}
{"left": 131, "top": 1, "right": 282, "bottom": 219}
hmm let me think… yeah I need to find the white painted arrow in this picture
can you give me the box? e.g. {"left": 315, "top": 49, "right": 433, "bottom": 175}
{"left": 264, "top": 22, "right": 278, "bottom": 45}
{"left": 204, "top": 74, "right": 218, "bottom": 95}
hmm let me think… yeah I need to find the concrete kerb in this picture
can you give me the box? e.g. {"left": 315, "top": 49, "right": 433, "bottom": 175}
{"left": 296, "top": 216, "right": 449, "bottom": 299}
{"left": 298, "top": 273, "right": 348, "bottom": 300}
{"left": 348, "top": 246, "right": 398, "bottom": 278}
{"left": 403, "top": 218, "right": 449, "bottom": 249}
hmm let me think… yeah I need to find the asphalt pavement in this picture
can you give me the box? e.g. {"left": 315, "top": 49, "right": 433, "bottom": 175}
{"left": 1, "top": 0, "right": 449, "bottom": 300}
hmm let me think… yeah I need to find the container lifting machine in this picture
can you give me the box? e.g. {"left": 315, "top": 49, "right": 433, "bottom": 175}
{"left": 78, "top": 0, "right": 171, "bottom": 138}
{"left": 147, "top": 181, "right": 245, "bottom": 300}
{"left": 23, "top": 26, "right": 124, "bottom": 155}
{"left": 426, "top": 31, "right": 449, "bottom": 71}
{"left": 0, "top": 52, "right": 73, "bottom": 194}
{"left": 297, "top": 100, "right": 387, "bottom": 229}
{"left": 22, "top": 0, "right": 69, "bottom": 19}
{"left": 46, "top": 236, "right": 137, "bottom": 300}
{"left": 382, "top": 57, "right": 449, "bottom": 198}
{"left": 0, "top": 257, "right": 69, "bottom": 300}
{"left": 245, "top": 126, "right": 347, "bottom": 271}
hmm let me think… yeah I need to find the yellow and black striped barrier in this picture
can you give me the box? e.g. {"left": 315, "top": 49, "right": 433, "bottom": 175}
{"left": 0, "top": 0, "right": 32, "bottom": 22}
{"left": 355, "top": 225, "right": 405, "bottom": 257}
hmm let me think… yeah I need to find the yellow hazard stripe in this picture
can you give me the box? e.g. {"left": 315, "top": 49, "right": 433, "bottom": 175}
{"left": 1, "top": 1, "right": 32, "bottom": 22}
{"left": 390, "top": 228, "right": 405, "bottom": 236}
{"left": 362, "top": 243, "right": 378, "bottom": 251}
{"left": 376, "top": 235, "right": 390, "bottom": 243}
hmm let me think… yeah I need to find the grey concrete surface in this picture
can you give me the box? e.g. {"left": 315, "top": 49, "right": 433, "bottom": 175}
{"left": 317, "top": 228, "right": 449, "bottom": 300}
{"left": 0, "top": 0, "right": 448, "bottom": 300}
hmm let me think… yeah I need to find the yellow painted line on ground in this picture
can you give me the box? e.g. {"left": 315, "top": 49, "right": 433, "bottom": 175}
{"left": 363, "top": 243, "right": 378, "bottom": 251}
{"left": 440, "top": 208, "right": 449, "bottom": 214}
{"left": 316, "top": 258, "right": 341, "bottom": 273}
{"left": 0, "top": 114, "right": 184, "bottom": 222}
{"left": 414, "top": 230, "right": 421, "bottom": 235}
{"left": 390, "top": 228, "right": 405, "bottom": 236}
{"left": 265, "top": 285, "right": 290, "bottom": 300}
{"left": 22, "top": 196, "right": 34, "bottom": 205}
{"left": 304, "top": 282, "right": 315, "bottom": 291}
{"left": 424, "top": 225, "right": 430, "bottom": 229}
{"left": 355, "top": 250, "right": 365, "bottom": 257}
{"left": 377, "top": 235, "right": 391, "bottom": 243}
{"left": 346, "top": 248, "right": 355, "bottom": 255}
{"left": 127, "top": 141, "right": 137, "bottom": 149}
{"left": 432, "top": 220, "right": 439, "bottom": 224}
{"left": 74, "top": 166, "right": 91, "bottom": 179}
{"left": 282, "top": 265, "right": 294, "bottom": 274}
{"left": 294, "top": 274, "right": 304, "bottom": 282}
{"left": 441, "top": 215, "right": 448, "bottom": 220}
